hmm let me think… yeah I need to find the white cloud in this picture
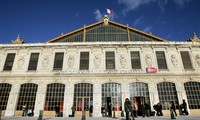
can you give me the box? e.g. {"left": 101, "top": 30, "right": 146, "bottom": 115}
{"left": 143, "top": 26, "right": 152, "bottom": 32}
{"left": 118, "top": 0, "right": 192, "bottom": 14}
{"left": 93, "top": 9, "right": 103, "bottom": 21}
{"left": 133, "top": 16, "right": 144, "bottom": 27}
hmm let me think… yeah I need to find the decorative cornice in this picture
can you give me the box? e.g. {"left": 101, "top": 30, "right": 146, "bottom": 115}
{"left": 11, "top": 35, "right": 25, "bottom": 44}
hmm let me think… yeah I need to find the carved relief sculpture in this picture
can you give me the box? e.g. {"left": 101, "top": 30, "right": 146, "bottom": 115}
{"left": 18, "top": 57, "right": 25, "bottom": 69}
{"left": 195, "top": 54, "right": 200, "bottom": 67}
{"left": 171, "top": 54, "right": 179, "bottom": 67}
{"left": 119, "top": 55, "right": 126, "bottom": 68}
{"left": 94, "top": 55, "right": 101, "bottom": 68}
{"left": 42, "top": 56, "right": 49, "bottom": 69}
{"left": 145, "top": 55, "right": 152, "bottom": 66}
{"left": 68, "top": 55, "right": 75, "bottom": 68}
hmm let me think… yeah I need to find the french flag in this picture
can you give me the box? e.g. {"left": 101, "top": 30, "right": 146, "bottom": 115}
{"left": 107, "top": 9, "right": 112, "bottom": 14}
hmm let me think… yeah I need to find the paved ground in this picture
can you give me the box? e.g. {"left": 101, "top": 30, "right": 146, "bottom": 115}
{"left": 1, "top": 115, "right": 200, "bottom": 120}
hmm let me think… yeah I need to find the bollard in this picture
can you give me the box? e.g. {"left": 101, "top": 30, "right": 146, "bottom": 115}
{"left": 38, "top": 110, "right": 43, "bottom": 120}
{"left": 0, "top": 109, "right": 1, "bottom": 120}
{"left": 81, "top": 111, "right": 86, "bottom": 120}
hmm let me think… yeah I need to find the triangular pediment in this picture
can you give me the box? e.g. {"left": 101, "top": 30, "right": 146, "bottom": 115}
{"left": 47, "top": 16, "right": 168, "bottom": 43}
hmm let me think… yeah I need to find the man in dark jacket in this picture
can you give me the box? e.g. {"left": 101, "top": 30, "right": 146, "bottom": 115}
{"left": 55, "top": 105, "right": 60, "bottom": 117}
{"left": 124, "top": 98, "right": 135, "bottom": 120}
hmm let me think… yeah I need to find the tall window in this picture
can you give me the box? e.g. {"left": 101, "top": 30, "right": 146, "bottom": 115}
{"left": 156, "top": 51, "right": 167, "bottom": 69}
{"left": 184, "top": 82, "right": 200, "bottom": 109}
{"left": 45, "top": 83, "right": 65, "bottom": 111}
{"left": 180, "top": 51, "right": 193, "bottom": 70}
{"left": 28, "top": 53, "right": 39, "bottom": 70}
{"left": 73, "top": 83, "right": 93, "bottom": 111}
{"left": 0, "top": 83, "right": 12, "bottom": 110}
{"left": 3, "top": 53, "right": 16, "bottom": 71}
{"left": 16, "top": 83, "right": 38, "bottom": 110}
{"left": 79, "top": 52, "right": 89, "bottom": 70}
{"left": 106, "top": 51, "right": 115, "bottom": 69}
{"left": 53, "top": 52, "right": 64, "bottom": 70}
{"left": 131, "top": 51, "right": 141, "bottom": 69}
{"left": 157, "top": 82, "right": 179, "bottom": 110}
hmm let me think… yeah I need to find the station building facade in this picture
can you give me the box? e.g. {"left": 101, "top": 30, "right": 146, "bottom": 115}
{"left": 0, "top": 15, "right": 200, "bottom": 117}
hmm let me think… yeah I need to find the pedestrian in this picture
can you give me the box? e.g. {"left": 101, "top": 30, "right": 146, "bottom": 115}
{"left": 89, "top": 105, "right": 93, "bottom": 117}
{"left": 170, "top": 101, "right": 176, "bottom": 119}
{"left": 71, "top": 105, "right": 76, "bottom": 117}
{"left": 22, "top": 103, "right": 27, "bottom": 117}
{"left": 27, "top": 108, "right": 34, "bottom": 117}
{"left": 55, "top": 105, "right": 60, "bottom": 117}
{"left": 181, "top": 99, "right": 188, "bottom": 115}
{"left": 145, "top": 103, "right": 150, "bottom": 117}
{"left": 101, "top": 106, "right": 106, "bottom": 117}
{"left": 124, "top": 98, "right": 135, "bottom": 120}
{"left": 157, "top": 103, "right": 163, "bottom": 116}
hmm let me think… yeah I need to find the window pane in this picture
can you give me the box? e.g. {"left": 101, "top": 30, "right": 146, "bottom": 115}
{"left": 106, "top": 52, "right": 115, "bottom": 69}
{"left": 79, "top": 52, "right": 89, "bottom": 70}
{"left": 28, "top": 53, "right": 39, "bottom": 70}
{"left": 3, "top": 53, "right": 16, "bottom": 71}
{"left": 0, "top": 83, "right": 12, "bottom": 110}
{"left": 53, "top": 52, "right": 64, "bottom": 70}
{"left": 131, "top": 51, "right": 141, "bottom": 69}
{"left": 156, "top": 51, "right": 167, "bottom": 69}
{"left": 180, "top": 51, "right": 193, "bottom": 69}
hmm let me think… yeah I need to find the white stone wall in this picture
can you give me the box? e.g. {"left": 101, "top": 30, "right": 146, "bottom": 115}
{"left": 0, "top": 42, "right": 200, "bottom": 117}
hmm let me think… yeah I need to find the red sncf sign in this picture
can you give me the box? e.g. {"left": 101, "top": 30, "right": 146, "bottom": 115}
{"left": 146, "top": 67, "right": 157, "bottom": 73}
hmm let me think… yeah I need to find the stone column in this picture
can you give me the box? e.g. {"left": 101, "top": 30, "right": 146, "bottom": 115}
{"left": 63, "top": 82, "right": 74, "bottom": 117}
{"left": 93, "top": 82, "right": 102, "bottom": 117}
{"left": 5, "top": 83, "right": 21, "bottom": 116}
{"left": 148, "top": 82, "right": 159, "bottom": 110}
{"left": 34, "top": 83, "right": 47, "bottom": 116}
{"left": 121, "top": 82, "right": 130, "bottom": 111}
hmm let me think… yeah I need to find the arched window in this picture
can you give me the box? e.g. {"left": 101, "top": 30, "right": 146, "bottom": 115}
{"left": 102, "top": 83, "right": 122, "bottom": 117}
{"left": 73, "top": 83, "right": 93, "bottom": 111}
{"left": 157, "top": 82, "right": 179, "bottom": 110}
{"left": 0, "top": 83, "right": 12, "bottom": 110}
{"left": 184, "top": 82, "right": 200, "bottom": 109}
{"left": 44, "top": 83, "right": 65, "bottom": 111}
{"left": 129, "top": 82, "right": 150, "bottom": 104}
{"left": 16, "top": 83, "right": 38, "bottom": 110}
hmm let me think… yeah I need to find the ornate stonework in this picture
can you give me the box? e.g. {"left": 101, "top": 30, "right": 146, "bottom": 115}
{"left": 68, "top": 55, "right": 75, "bottom": 68}
{"left": 145, "top": 55, "right": 152, "bottom": 66}
{"left": 170, "top": 54, "right": 179, "bottom": 67}
{"left": 94, "top": 55, "right": 101, "bottom": 69}
{"left": 42, "top": 56, "right": 49, "bottom": 69}
{"left": 17, "top": 56, "right": 25, "bottom": 69}
{"left": 119, "top": 54, "right": 127, "bottom": 68}
{"left": 195, "top": 54, "right": 200, "bottom": 67}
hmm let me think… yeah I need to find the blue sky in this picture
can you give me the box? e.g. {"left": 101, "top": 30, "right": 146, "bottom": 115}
{"left": 0, "top": 0, "right": 200, "bottom": 44}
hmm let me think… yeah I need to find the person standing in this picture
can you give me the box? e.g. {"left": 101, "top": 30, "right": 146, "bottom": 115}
{"left": 89, "top": 105, "right": 93, "bottom": 117}
{"left": 170, "top": 101, "right": 176, "bottom": 119}
{"left": 181, "top": 99, "right": 188, "bottom": 115}
{"left": 124, "top": 98, "right": 134, "bottom": 120}
{"left": 22, "top": 103, "right": 27, "bottom": 117}
{"left": 157, "top": 103, "right": 163, "bottom": 116}
{"left": 55, "top": 105, "right": 60, "bottom": 117}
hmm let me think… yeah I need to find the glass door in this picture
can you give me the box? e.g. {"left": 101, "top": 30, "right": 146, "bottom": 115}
{"left": 76, "top": 97, "right": 90, "bottom": 111}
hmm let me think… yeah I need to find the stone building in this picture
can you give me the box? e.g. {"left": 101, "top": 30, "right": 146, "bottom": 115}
{"left": 0, "top": 15, "right": 200, "bottom": 117}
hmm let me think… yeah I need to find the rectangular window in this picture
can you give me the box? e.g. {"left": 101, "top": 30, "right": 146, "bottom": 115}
{"left": 180, "top": 51, "right": 193, "bottom": 69}
{"left": 3, "top": 53, "right": 16, "bottom": 71}
{"left": 28, "top": 53, "right": 39, "bottom": 70}
{"left": 53, "top": 52, "right": 64, "bottom": 70}
{"left": 79, "top": 52, "right": 89, "bottom": 70}
{"left": 131, "top": 51, "right": 141, "bottom": 69}
{"left": 106, "top": 51, "right": 115, "bottom": 69}
{"left": 156, "top": 51, "right": 167, "bottom": 69}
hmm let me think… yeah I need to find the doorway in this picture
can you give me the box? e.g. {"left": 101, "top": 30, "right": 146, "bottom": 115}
{"left": 133, "top": 96, "right": 145, "bottom": 116}
{"left": 75, "top": 97, "right": 90, "bottom": 117}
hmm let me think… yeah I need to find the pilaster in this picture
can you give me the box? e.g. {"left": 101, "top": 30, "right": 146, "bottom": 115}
{"left": 5, "top": 83, "right": 20, "bottom": 116}
{"left": 93, "top": 82, "right": 102, "bottom": 117}
{"left": 148, "top": 82, "right": 159, "bottom": 110}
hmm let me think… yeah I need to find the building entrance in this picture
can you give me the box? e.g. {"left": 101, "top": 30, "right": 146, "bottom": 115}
{"left": 76, "top": 97, "right": 90, "bottom": 117}
{"left": 104, "top": 97, "right": 121, "bottom": 117}
{"left": 132, "top": 96, "right": 145, "bottom": 116}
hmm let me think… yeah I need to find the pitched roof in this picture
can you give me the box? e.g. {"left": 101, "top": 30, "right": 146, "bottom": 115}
{"left": 47, "top": 15, "right": 168, "bottom": 43}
